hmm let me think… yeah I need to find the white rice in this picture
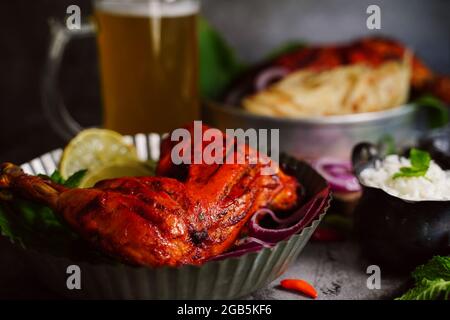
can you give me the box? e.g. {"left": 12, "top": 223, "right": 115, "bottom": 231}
{"left": 360, "top": 155, "right": 450, "bottom": 201}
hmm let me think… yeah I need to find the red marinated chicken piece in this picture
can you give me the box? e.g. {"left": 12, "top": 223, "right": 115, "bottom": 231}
{"left": 0, "top": 124, "right": 298, "bottom": 267}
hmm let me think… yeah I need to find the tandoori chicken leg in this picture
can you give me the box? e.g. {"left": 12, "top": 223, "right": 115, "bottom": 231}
{"left": 0, "top": 125, "right": 298, "bottom": 267}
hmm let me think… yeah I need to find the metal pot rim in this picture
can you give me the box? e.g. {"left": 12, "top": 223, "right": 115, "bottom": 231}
{"left": 204, "top": 100, "right": 416, "bottom": 125}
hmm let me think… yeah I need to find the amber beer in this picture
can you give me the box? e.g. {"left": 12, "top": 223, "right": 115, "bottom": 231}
{"left": 94, "top": 0, "right": 199, "bottom": 134}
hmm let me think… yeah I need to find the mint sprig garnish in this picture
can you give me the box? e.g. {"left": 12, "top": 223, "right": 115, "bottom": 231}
{"left": 392, "top": 148, "right": 431, "bottom": 179}
{"left": 1, "top": 170, "right": 85, "bottom": 252}
{"left": 397, "top": 256, "right": 450, "bottom": 300}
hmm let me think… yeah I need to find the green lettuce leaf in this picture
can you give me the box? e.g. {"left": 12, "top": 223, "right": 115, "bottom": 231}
{"left": 397, "top": 256, "right": 450, "bottom": 300}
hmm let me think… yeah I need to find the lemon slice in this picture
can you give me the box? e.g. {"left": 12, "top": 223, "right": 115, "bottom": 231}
{"left": 59, "top": 128, "right": 138, "bottom": 179}
{"left": 79, "top": 160, "right": 153, "bottom": 188}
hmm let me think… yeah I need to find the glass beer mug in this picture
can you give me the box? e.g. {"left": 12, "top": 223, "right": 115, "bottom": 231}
{"left": 43, "top": 0, "right": 200, "bottom": 139}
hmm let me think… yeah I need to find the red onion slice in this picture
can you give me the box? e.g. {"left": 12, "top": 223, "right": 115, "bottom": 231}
{"left": 255, "top": 67, "right": 288, "bottom": 91}
{"left": 210, "top": 181, "right": 330, "bottom": 262}
{"left": 247, "top": 187, "right": 330, "bottom": 244}
{"left": 313, "top": 158, "right": 361, "bottom": 193}
{"left": 211, "top": 245, "right": 264, "bottom": 261}
{"left": 211, "top": 237, "right": 270, "bottom": 261}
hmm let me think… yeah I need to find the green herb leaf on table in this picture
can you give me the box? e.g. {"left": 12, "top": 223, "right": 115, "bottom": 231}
{"left": 392, "top": 148, "right": 431, "bottom": 179}
{"left": 397, "top": 256, "right": 450, "bottom": 300}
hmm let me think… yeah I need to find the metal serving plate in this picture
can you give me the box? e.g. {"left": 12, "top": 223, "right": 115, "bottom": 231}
{"left": 10, "top": 133, "right": 331, "bottom": 299}
{"left": 203, "top": 101, "right": 426, "bottom": 161}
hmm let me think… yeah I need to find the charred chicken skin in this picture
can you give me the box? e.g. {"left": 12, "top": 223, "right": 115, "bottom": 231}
{"left": 0, "top": 124, "right": 298, "bottom": 267}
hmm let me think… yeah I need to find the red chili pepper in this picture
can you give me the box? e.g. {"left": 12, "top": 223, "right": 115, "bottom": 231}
{"left": 280, "top": 279, "right": 318, "bottom": 299}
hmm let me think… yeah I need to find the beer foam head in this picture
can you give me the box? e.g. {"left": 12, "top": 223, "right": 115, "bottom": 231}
{"left": 95, "top": 0, "right": 199, "bottom": 17}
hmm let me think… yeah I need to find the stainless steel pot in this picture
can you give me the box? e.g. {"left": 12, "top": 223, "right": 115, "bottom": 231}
{"left": 203, "top": 101, "right": 427, "bottom": 161}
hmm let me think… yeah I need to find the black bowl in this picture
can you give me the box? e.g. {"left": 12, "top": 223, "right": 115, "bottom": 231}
{"left": 352, "top": 142, "right": 450, "bottom": 270}
{"left": 418, "top": 125, "right": 450, "bottom": 170}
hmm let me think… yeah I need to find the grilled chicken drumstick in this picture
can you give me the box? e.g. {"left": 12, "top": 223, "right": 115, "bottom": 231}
{"left": 0, "top": 125, "right": 298, "bottom": 267}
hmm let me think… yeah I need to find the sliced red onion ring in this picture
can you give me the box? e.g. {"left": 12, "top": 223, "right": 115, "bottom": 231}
{"left": 312, "top": 158, "right": 361, "bottom": 193}
{"left": 211, "top": 244, "right": 264, "bottom": 261}
{"left": 211, "top": 186, "right": 330, "bottom": 262}
{"left": 212, "top": 237, "right": 270, "bottom": 261}
{"left": 250, "top": 208, "right": 285, "bottom": 225}
{"left": 247, "top": 187, "right": 330, "bottom": 244}
{"left": 255, "top": 67, "right": 288, "bottom": 91}
{"left": 234, "top": 236, "right": 274, "bottom": 248}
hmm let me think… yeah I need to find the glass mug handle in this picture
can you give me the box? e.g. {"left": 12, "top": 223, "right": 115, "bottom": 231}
{"left": 42, "top": 19, "right": 96, "bottom": 141}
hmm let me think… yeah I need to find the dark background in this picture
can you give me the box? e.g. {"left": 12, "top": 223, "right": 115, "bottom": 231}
{"left": 1, "top": 0, "right": 449, "bottom": 164}
{"left": 0, "top": 0, "right": 449, "bottom": 299}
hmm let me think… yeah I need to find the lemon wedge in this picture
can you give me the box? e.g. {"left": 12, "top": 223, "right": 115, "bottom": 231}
{"left": 59, "top": 128, "right": 138, "bottom": 179}
{"left": 78, "top": 160, "right": 153, "bottom": 188}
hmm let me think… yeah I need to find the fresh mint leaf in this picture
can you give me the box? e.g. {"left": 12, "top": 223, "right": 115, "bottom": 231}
{"left": 398, "top": 278, "right": 450, "bottom": 300}
{"left": 50, "top": 170, "right": 65, "bottom": 184}
{"left": 38, "top": 170, "right": 65, "bottom": 184}
{"left": 413, "top": 255, "right": 450, "bottom": 282}
{"left": 0, "top": 169, "right": 120, "bottom": 263}
{"left": 409, "top": 148, "right": 431, "bottom": 170}
{"left": 37, "top": 169, "right": 87, "bottom": 188}
{"left": 0, "top": 205, "right": 20, "bottom": 245}
{"left": 0, "top": 170, "right": 86, "bottom": 254}
{"left": 64, "top": 169, "right": 87, "bottom": 188}
{"left": 392, "top": 167, "right": 427, "bottom": 179}
{"left": 397, "top": 256, "right": 450, "bottom": 300}
{"left": 392, "top": 148, "right": 431, "bottom": 179}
